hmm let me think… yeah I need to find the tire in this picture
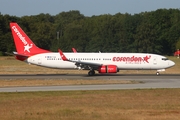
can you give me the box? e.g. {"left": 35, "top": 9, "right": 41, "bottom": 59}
{"left": 156, "top": 72, "right": 160, "bottom": 76}
{"left": 88, "top": 70, "right": 95, "bottom": 76}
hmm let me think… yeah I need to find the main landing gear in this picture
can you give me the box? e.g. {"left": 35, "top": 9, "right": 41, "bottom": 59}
{"left": 88, "top": 70, "right": 95, "bottom": 76}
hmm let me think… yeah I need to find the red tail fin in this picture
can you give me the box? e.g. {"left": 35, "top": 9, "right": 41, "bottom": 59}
{"left": 10, "top": 22, "right": 50, "bottom": 56}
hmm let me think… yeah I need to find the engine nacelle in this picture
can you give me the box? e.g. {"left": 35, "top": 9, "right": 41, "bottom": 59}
{"left": 98, "top": 65, "right": 118, "bottom": 73}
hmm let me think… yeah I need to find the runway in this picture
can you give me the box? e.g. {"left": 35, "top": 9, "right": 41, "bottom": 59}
{"left": 0, "top": 74, "right": 180, "bottom": 92}
{"left": 1, "top": 73, "right": 180, "bottom": 80}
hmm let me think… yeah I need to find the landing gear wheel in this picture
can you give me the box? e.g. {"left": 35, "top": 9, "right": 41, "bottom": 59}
{"left": 88, "top": 70, "right": 95, "bottom": 76}
{"left": 156, "top": 72, "right": 160, "bottom": 76}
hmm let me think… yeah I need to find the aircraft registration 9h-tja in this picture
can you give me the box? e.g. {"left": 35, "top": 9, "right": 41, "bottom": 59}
{"left": 10, "top": 22, "right": 175, "bottom": 76}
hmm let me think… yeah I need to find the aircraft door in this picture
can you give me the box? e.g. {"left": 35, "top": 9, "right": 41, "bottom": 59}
{"left": 153, "top": 57, "right": 157, "bottom": 65}
{"left": 37, "top": 57, "right": 42, "bottom": 65}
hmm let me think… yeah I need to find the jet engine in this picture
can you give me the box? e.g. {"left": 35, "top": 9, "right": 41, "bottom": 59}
{"left": 98, "top": 65, "right": 118, "bottom": 73}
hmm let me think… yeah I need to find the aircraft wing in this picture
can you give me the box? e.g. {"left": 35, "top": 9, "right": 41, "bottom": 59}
{"left": 58, "top": 49, "right": 102, "bottom": 69}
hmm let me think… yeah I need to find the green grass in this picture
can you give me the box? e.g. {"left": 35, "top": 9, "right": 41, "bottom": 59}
{"left": 0, "top": 89, "right": 180, "bottom": 120}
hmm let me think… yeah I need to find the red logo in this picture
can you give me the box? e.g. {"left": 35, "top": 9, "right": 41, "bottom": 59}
{"left": 143, "top": 56, "right": 151, "bottom": 63}
{"left": 113, "top": 55, "right": 151, "bottom": 63}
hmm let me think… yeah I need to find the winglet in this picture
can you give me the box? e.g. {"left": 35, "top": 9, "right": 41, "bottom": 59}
{"left": 58, "top": 49, "right": 68, "bottom": 61}
{"left": 72, "top": 48, "right": 77, "bottom": 53}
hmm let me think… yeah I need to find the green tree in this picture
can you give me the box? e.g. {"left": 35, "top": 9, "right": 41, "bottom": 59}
{"left": 176, "top": 39, "right": 180, "bottom": 50}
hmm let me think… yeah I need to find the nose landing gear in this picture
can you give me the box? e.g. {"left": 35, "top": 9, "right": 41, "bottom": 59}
{"left": 156, "top": 72, "right": 160, "bottom": 76}
{"left": 156, "top": 69, "right": 165, "bottom": 76}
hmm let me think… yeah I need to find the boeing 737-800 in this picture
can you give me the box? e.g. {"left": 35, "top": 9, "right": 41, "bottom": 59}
{"left": 10, "top": 22, "right": 175, "bottom": 76}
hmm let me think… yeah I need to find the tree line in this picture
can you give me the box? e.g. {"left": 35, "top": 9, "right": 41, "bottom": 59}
{"left": 0, "top": 8, "right": 180, "bottom": 56}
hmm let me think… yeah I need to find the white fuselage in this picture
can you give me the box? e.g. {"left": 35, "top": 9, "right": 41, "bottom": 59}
{"left": 26, "top": 52, "right": 175, "bottom": 71}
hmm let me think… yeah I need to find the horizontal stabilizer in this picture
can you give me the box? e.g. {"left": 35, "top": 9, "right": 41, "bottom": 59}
{"left": 13, "top": 51, "right": 29, "bottom": 61}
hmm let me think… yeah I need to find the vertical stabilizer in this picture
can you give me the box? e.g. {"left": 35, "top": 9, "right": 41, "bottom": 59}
{"left": 10, "top": 22, "right": 50, "bottom": 56}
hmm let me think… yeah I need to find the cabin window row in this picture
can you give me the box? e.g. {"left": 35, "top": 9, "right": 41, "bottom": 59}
{"left": 47, "top": 58, "right": 111, "bottom": 61}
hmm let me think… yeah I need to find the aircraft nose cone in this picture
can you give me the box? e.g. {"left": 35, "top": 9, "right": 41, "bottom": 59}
{"left": 169, "top": 60, "right": 175, "bottom": 67}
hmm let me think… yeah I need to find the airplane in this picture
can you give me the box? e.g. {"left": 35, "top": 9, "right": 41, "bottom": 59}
{"left": 10, "top": 22, "right": 175, "bottom": 76}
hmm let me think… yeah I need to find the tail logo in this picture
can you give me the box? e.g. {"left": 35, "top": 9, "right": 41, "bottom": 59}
{"left": 12, "top": 26, "right": 33, "bottom": 53}
{"left": 24, "top": 44, "right": 33, "bottom": 53}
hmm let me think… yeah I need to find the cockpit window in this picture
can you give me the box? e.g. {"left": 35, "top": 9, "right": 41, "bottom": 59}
{"left": 162, "top": 58, "right": 168, "bottom": 61}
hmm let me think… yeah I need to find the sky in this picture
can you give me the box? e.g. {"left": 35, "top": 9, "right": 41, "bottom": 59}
{"left": 0, "top": 0, "right": 180, "bottom": 17}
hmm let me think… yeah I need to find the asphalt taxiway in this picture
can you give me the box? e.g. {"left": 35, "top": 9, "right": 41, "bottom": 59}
{"left": 0, "top": 74, "right": 180, "bottom": 92}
